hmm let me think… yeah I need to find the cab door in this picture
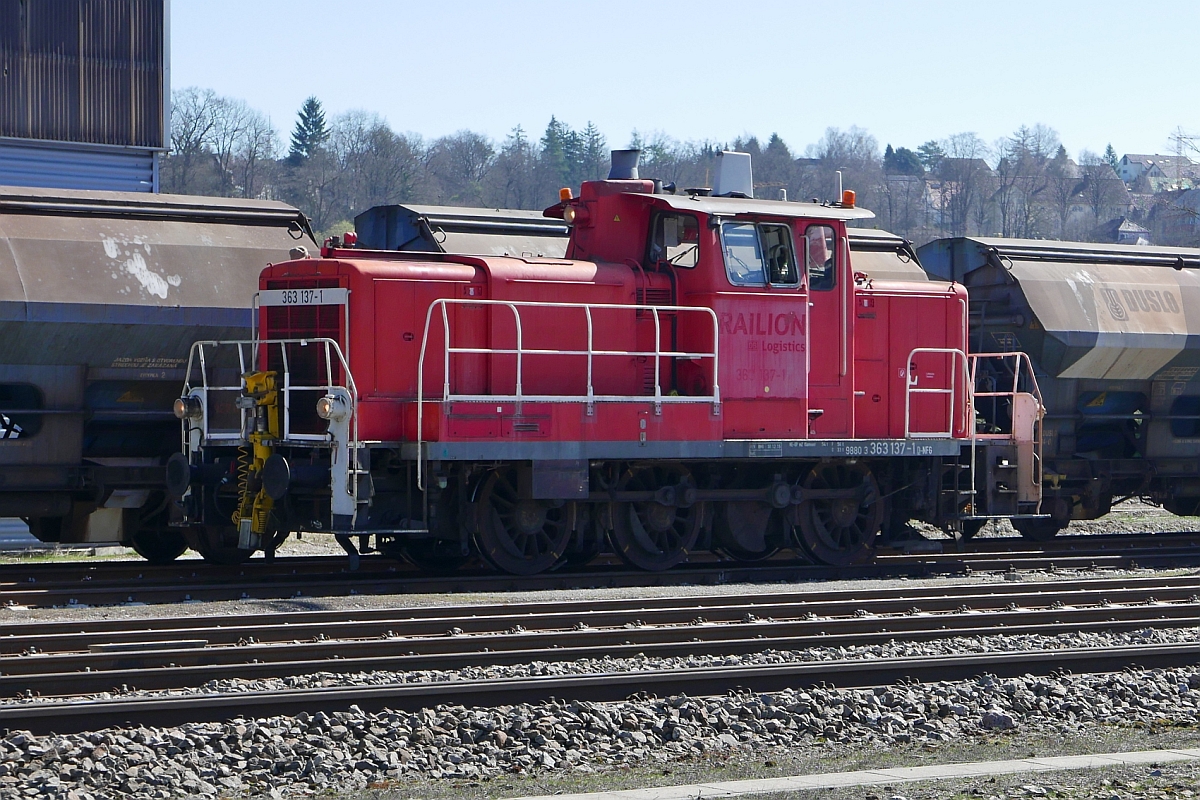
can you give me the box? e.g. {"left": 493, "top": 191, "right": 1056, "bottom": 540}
{"left": 804, "top": 224, "right": 852, "bottom": 437}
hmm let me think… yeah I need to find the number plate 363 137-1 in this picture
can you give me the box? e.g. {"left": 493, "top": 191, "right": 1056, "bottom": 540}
{"left": 258, "top": 288, "right": 349, "bottom": 307}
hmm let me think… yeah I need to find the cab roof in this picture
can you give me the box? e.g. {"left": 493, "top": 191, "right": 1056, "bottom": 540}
{"left": 642, "top": 192, "right": 876, "bottom": 221}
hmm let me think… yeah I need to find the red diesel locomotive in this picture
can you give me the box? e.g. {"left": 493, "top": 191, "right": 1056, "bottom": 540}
{"left": 169, "top": 150, "right": 1044, "bottom": 571}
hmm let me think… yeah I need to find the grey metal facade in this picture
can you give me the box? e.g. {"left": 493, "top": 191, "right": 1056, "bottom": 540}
{"left": 0, "top": 0, "right": 168, "bottom": 192}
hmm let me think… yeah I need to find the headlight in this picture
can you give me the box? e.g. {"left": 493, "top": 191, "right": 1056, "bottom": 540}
{"left": 316, "top": 395, "right": 345, "bottom": 421}
{"left": 173, "top": 396, "right": 203, "bottom": 421}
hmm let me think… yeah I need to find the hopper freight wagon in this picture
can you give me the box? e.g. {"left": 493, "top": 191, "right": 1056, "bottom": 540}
{"left": 170, "top": 150, "right": 1045, "bottom": 571}
{"left": 0, "top": 186, "right": 316, "bottom": 561}
{"left": 917, "top": 237, "right": 1200, "bottom": 539}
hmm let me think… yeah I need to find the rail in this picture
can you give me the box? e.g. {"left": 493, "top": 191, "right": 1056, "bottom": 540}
{"left": 415, "top": 298, "right": 722, "bottom": 488}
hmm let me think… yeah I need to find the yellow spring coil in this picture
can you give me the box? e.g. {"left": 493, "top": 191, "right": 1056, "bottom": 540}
{"left": 232, "top": 445, "right": 253, "bottom": 526}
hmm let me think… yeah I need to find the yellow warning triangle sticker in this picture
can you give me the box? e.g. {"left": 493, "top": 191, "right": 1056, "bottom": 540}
{"left": 613, "top": 215, "right": 620, "bottom": 222}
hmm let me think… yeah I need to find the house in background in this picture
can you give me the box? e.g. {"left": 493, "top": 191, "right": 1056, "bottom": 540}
{"left": 1117, "top": 154, "right": 1197, "bottom": 191}
{"left": 1095, "top": 217, "right": 1150, "bottom": 245}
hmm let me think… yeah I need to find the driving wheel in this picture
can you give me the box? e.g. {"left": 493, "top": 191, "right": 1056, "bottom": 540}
{"left": 474, "top": 467, "right": 572, "bottom": 575}
{"left": 713, "top": 501, "right": 786, "bottom": 562}
{"left": 794, "top": 461, "right": 882, "bottom": 566}
{"left": 609, "top": 465, "right": 703, "bottom": 571}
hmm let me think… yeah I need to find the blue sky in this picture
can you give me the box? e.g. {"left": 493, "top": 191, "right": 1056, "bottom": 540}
{"left": 172, "top": 0, "right": 1200, "bottom": 159}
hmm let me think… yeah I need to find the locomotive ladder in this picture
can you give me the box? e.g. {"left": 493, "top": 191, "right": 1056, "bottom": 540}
{"left": 904, "top": 349, "right": 1044, "bottom": 520}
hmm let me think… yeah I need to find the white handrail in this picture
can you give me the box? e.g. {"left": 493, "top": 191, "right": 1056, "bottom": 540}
{"left": 415, "top": 298, "right": 722, "bottom": 489}
{"left": 182, "top": 338, "right": 362, "bottom": 499}
{"left": 904, "top": 347, "right": 972, "bottom": 440}
{"left": 968, "top": 351, "right": 1045, "bottom": 511}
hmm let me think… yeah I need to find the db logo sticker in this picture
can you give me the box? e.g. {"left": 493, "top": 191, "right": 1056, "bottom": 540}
{"left": 1101, "top": 288, "right": 1127, "bottom": 321}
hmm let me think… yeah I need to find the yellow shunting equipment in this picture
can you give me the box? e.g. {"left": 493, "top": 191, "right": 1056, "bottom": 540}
{"left": 233, "top": 371, "right": 280, "bottom": 540}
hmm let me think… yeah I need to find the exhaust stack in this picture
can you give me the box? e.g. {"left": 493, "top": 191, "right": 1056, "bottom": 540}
{"left": 608, "top": 149, "right": 641, "bottom": 180}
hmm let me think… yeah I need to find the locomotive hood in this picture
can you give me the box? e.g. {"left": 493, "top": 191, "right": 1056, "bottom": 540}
{"left": 917, "top": 237, "right": 1200, "bottom": 380}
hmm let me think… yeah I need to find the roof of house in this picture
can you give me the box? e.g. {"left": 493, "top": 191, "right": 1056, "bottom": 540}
{"left": 1121, "top": 153, "right": 1195, "bottom": 169}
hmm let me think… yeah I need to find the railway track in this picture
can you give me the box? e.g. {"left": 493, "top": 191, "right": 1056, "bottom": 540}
{"left": 4, "top": 572, "right": 1200, "bottom": 733}
{"left": 1, "top": 531, "right": 1199, "bottom": 609}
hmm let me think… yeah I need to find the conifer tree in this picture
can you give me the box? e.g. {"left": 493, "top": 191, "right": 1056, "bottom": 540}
{"left": 288, "top": 97, "right": 330, "bottom": 164}
{"left": 1104, "top": 143, "right": 1119, "bottom": 171}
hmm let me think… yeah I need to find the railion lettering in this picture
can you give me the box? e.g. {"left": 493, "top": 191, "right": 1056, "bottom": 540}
{"left": 719, "top": 311, "right": 804, "bottom": 336}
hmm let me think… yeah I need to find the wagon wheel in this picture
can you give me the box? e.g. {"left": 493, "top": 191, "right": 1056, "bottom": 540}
{"left": 609, "top": 465, "right": 703, "bottom": 571}
{"left": 130, "top": 529, "right": 189, "bottom": 564}
{"left": 474, "top": 467, "right": 572, "bottom": 575}
{"left": 185, "top": 524, "right": 254, "bottom": 565}
{"left": 713, "top": 501, "right": 787, "bottom": 562}
{"left": 794, "top": 461, "right": 882, "bottom": 566}
{"left": 126, "top": 492, "right": 189, "bottom": 564}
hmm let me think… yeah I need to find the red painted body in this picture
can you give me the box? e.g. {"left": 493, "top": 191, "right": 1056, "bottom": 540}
{"left": 258, "top": 180, "right": 969, "bottom": 449}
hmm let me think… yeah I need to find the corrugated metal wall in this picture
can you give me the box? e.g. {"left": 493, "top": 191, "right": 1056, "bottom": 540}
{"left": 0, "top": 138, "right": 156, "bottom": 192}
{"left": 0, "top": 0, "right": 165, "bottom": 149}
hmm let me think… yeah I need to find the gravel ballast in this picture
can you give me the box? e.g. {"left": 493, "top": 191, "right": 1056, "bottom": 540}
{"left": 6, "top": 663, "right": 1200, "bottom": 799}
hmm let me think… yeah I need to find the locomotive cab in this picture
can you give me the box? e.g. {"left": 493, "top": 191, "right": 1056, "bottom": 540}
{"left": 171, "top": 149, "right": 1045, "bottom": 570}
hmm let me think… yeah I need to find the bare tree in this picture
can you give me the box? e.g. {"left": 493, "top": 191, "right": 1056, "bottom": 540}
{"left": 938, "top": 132, "right": 991, "bottom": 236}
{"left": 1078, "top": 150, "right": 1130, "bottom": 229}
{"left": 427, "top": 131, "right": 495, "bottom": 206}
{"left": 993, "top": 124, "right": 1060, "bottom": 238}
{"left": 1045, "top": 145, "right": 1081, "bottom": 239}
{"left": 330, "top": 111, "right": 424, "bottom": 214}
{"left": 806, "top": 127, "right": 883, "bottom": 212}
{"left": 164, "top": 87, "right": 220, "bottom": 194}
{"left": 206, "top": 97, "right": 253, "bottom": 197}
{"left": 487, "top": 126, "right": 540, "bottom": 209}
{"left": 237, "top": 110, "right": 278, "bottom": 200}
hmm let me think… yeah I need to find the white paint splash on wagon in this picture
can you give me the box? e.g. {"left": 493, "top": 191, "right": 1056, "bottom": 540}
{"left": 100, "top": 236, "right": 182, "bottom": 300}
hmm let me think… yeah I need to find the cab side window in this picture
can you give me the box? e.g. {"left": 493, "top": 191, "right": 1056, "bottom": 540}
{"left": 759, "top": 224, "right": 797, "bottom": 285}
{"left": 721, "top": 221, "right": 797, "bottom": 287}
{"left": 648, "top": 213, "right": 700, "bottom": 268}
{"left": 805, "top": 225, "right": 836, "bottom": 291}
{"left": 721, "top": 222, "right": 765, "bottom": 285}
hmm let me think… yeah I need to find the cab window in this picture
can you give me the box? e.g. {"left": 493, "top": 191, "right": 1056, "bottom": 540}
{"left": 805, "top": 225, "right": 836, "bottom": 291}
{"left": 648, "top": 213, "right": 700, "bottom": 268}
{"left": 720, "top": 221, "right": 797, "bottom": 287}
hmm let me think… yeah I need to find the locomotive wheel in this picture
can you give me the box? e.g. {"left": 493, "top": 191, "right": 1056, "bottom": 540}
{"left": 474, "top": 468, "right": 572, "bottom": 575}
{"left": 609, "top": 465, "right": 702, "bottom": 571}
{"left": 713, "top": 501, "right": 786, "bottom": 562}
{"left": 186, "top": 525, "right": 254, "bottom": 565}
{"left": 562, "top": 505, "right": 604, "bottom": 567}
{"left": 794, "top": 462, "right": 882, "bottom": 566}
{"left": 399, "top": 538, "right": 472, "bottom": 573}
{"left": 130, "top": 529, "right": 188, "bottom": 564}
